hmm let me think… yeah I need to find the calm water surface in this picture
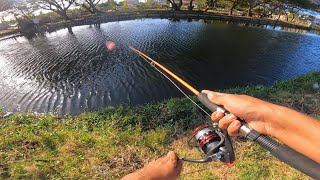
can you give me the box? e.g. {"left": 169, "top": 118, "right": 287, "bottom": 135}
{"left": 0, "top": 19, "right": 319, "bottom": 115}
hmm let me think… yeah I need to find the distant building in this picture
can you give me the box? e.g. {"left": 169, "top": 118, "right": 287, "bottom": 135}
{"left": 126, "top": 0, "right": 139, "bottom": 7}
{"left": 174, "top": 0, "right": 190, "bottom": 6}
{"left": 32, "top": 18, "right": 40, "bottom": 24}
{"left": 153, "top": 0, "right": 167, "bottom": 5}
{"left": 312, "top": 18, "right": 320, "bottom": 26}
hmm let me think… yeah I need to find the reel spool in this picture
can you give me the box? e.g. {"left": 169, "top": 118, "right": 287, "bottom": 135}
{"left": 191, "top": 124, "right": 222, "bottom": 155}
{"left": 182, "top": 123, "right": 235, "bottom": 165}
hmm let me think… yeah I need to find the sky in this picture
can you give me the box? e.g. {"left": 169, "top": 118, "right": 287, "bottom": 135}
{"left": 304, "top": 10, "right": 320, "bottom": 18}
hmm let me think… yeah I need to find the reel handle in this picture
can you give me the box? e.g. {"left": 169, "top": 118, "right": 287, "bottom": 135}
{"left": 182, "top": 153, "right": 222, "bottom": 163}
{"left": 197, "top": 93, "right": 320, "bottom": 178}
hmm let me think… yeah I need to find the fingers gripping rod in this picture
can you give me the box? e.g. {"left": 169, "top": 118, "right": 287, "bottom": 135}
{"left": 130, "top": 47, "right": 320, "bottom": 178}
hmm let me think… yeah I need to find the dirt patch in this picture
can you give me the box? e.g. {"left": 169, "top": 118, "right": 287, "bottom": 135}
{"left": 59, "top": 141, "right": 83, "bottom": 155}
{"left": 0, "top": 164, "right": 9, "bottom": 172}
{"left": 283, "top": 93, "right": 320, "bottom": 115}
{"left": 93, "top": 151, "right": 147, "bottom": 179}
{"left": 17, "top": 141, "right": 39, "bottom": 150}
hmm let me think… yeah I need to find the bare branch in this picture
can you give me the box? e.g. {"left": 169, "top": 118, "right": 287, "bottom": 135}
{"left": 94, "top": 0, "right": 101, "bottom": 6}
{"left": 32, "top": 0, "right": 75, "bottom": 20}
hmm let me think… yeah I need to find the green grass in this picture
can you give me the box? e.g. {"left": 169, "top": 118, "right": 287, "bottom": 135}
{"left": 0, "top": 72, "right": 319, "bottom": 179}
{"left": 313, "top": 26, "right": 320, "bottom": 31}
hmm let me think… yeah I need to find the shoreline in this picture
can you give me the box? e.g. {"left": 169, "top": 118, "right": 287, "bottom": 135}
{"left": 0, "top": 71, "right": 319, "bottom": 179}
{"left": 0, "top": 10, "right": 316, "bottom": 39}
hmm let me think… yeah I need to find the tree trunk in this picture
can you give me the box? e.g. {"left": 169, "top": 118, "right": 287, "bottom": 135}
{"left": 290, "top": 9, "right": 300, "bottom": 22}
{"left": 92, "top": 6, "right": 99, "bottom": 14}
{"left": 172, "top": 3, "right": 179, "bottom": 11}
{"left": 67, "top": 26, "right": 73, "bottom": 34}
{"left": 168, "top": 0, "right": 181, "bottom": 11}
{"left": 188, "top": 0, "right": 193, "bottom": 11}
{"left": 90, "top": 1, "right": 100, "bottom": 14}
{"left": 82, "top": 4, "right": 95, "bottom": 14}
{"left": 57, "top": 11, "right": 71, "bottom": 21}
{"left": 178, "top": 0, "right": 183, "bottom": 10}
{"left": 291, "top": 13, "right": 295, "bottom": 22}
{"left": 19, "top": 9, "right": 32, "bottom": 22}
{"left": 248, "top": 5, "right": 253, "bottom": 17}
{"left": 229, "top": 4, "right": 236, "bottom": 15}
{"left": 213, "top": 0, "right": 217, "bottom": 8}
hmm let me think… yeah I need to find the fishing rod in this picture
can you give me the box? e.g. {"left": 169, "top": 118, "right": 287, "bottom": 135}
{"left": 129, "top": 47, "right": 320, "bottom": 178}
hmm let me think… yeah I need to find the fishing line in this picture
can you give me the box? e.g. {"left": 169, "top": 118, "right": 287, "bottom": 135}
{"left": 139, "top": 55, "right": 211, "bottom": 118}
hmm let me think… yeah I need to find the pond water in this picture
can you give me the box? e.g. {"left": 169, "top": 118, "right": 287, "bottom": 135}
{"left": 0, "top": 19, "right": 319, "bottom": 115}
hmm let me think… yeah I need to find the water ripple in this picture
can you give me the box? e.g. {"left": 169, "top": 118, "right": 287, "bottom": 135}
{"left": 0, "top": 19, "right": 319, "bottom": 115}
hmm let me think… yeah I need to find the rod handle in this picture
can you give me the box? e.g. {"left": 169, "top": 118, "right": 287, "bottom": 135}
{"left": 246, "top": 130, "right": 320, "bottom": 178}
{"left": 197, "top": 92, "right": 320, "bottom": 178}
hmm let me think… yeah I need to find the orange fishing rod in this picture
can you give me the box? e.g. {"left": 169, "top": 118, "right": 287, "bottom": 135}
{"left": 129, "top": 46, "right": 227, "bottom": 114}
{"left": 129, "top": 47, "right": 320, "bottom": 178}
{"left": 129, "top": 47, "right": 199, "bottom": 95}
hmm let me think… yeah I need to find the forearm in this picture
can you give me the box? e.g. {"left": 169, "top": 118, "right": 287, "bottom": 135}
{"left": 268, "top": 104, "right": 320, "bottom": 163}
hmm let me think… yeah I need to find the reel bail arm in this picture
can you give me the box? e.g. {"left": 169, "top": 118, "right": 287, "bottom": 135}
{"left": 182, "top": 123, "right": 235, "bottom": 165}
{"left": 182, "top": 153, "right": 222, "bottom": 163}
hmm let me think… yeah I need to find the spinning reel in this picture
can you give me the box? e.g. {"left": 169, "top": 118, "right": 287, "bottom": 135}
{"left": 182, "top": 122, "right": 235, "bottom": 166}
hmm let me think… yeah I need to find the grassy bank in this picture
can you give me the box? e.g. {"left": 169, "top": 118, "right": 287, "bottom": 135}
{"left": 1, "top": 72, "right": 319, "bottom": 179}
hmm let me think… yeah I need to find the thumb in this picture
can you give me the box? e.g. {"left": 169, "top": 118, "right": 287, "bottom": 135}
{"left": 201, "top": 90, "right": 227, "bottom": 106}
{"left": 174, "top": 159, "right": 183, "bottom": 177}
{"left": 167, "top": 151, "right": 178, "bottom": 167}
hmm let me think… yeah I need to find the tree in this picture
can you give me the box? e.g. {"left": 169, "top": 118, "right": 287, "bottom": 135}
{"left": 167, "top": 0, "right": 183, "bottom": 11}
{"left": 76, "top": 0, "right": 101, "bottom": 14}
{"left": 205, "top": 0, "right": 219, "bottom": 11}
{"left": 245, "top": 0, "right": 265, "bottom": 17}
{"left": 97, "top": 0, "right": 116, "bottom": 11}
{"left": 188, "top": 0, "right": 194, "bottom": 11}
{"left": 118, "top": 1, "right": 124, "bottom": 6}
{"left": 284, "top": 0, "right": 317, "bottom": 21}
{"left": 270, "top": 0, "right": 319, "bottom": 21}
{"left": 228, "top": 0, "right": 243, "bottom": 15}
{"left": 0, "top": 0, "right": 40, "bottom": 33}
{"left": 32, "top": 0, "right": 76, "bottom": 20}
{"left": 6, "top": 0, "right": 36, "bottom": 21}
{"left": 255, "top": 0, "right": 284, "bottom": 18}
{"left": 0, "top": 1, "right": 14, "bottom": 12}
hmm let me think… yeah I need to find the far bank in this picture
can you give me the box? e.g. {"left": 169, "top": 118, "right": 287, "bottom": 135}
{"left": 0, "top": 10, "right": 315, "bottom": 39}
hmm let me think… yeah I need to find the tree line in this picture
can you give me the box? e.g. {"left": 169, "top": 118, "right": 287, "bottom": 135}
{"left": 0, "top": 0, "right": 109, "bottom": 22}
{"left": 170, "top": 0, "right": 319, "bottom": 18}
{"left": 0, "top": 0, "right": 319, "bottom": 24}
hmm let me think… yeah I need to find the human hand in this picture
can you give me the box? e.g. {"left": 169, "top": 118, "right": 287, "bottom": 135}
{"left": 202, "top": 90, "right": 320, "bottom": 164}
{"left": 122, "top": 151, "right": 183, "bottom": 180}
{"left": 202, "top": 90, "right": 279, "bottom": 137}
